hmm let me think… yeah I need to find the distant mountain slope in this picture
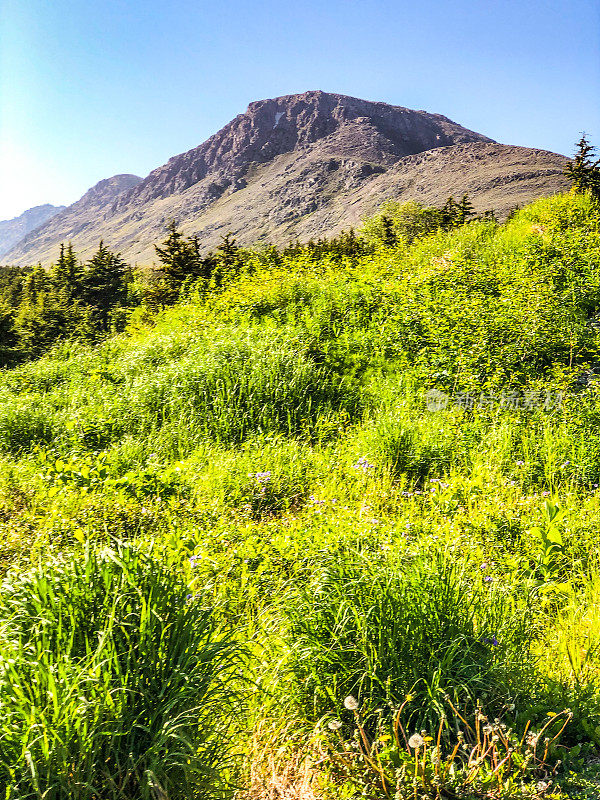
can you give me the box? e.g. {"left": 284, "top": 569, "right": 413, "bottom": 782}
{"left": 5, "top": 175, "right": 142, "bottom": 265}
{"left": 4, "top": 92, "right": 569, "bottom": 266}
{"left": 0, "top": 204, "right": 66, "bottom": 258}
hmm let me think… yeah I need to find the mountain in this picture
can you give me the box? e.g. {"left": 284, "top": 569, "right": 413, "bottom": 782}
{"left": 3, "top": 175, "right": 142, "bottom": 265}
{"left": 4, "top": 92, "right": 569, "bottom": 266}
{"left": 0, "top": 204, "right": 66, "bottom": 258}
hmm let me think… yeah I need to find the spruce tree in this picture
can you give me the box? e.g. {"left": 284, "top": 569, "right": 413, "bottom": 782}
{"left": 381, "top": 216, "right": 398, "bottom": 247}
{"left": 458, "top": 194, "right": 475, "bottom": 224}
{"left": 154, "top": 222, "right": 203, "bottom": 296}
{"left": 209, "top": 233, "right": 242, "bottom": 288}
{"left": 565, "top": 134, "right": 600, "bottom": 199}
{"left": 82, "top": 241, "right": 129, "bottom": 330}
{"left": 52, "top": 243, "right": 84, "bottom": 298}
{"left": 440, "top": 197, "right": 462, "bottom": 229}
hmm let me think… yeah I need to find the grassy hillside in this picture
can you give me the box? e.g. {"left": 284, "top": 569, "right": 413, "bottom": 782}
{"left": 1, "top": 192, "right": 600, "bottom": 798}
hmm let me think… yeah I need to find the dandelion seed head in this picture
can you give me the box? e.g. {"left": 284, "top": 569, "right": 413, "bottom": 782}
{"left": 343, "top": 695, "right": 359, "bottom": 711}
{"left": 408, "top": 733, "right": 425, "bottom": 748}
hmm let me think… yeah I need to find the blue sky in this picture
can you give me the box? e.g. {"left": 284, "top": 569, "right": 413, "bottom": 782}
{"left": 1, "top": 0, "right": 599, "bottom": 219}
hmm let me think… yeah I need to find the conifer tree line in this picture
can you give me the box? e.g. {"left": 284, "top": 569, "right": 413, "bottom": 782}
{"left": 0, "top": 137, "right": 595, "bottom": 365}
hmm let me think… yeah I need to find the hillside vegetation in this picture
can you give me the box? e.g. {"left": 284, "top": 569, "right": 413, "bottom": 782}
{"left": 1, "top": 191, "right": 600, "bottom": 798}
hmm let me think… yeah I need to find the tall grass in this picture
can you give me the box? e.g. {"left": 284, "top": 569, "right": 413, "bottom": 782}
{"left": 284, "top": 548, "right": 535, "bottom": 733}
{"left": 0, "top": 541, "right": 245, "bottom": 799}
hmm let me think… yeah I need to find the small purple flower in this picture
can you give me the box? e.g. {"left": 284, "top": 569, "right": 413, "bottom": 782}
{"left": 483, "top": 575, "right": 493, "bottom": 583}
{"left": 189, "top": 554, "right": 201, "bottom": 567}
{"left": 352, "top": 456, "right": 375, "bottom": 473}
{"left": 515, "top": 460, "right": 525, "bottom": 466}
{"left": 483, "top": 635, "right": 499, "bottom": 647}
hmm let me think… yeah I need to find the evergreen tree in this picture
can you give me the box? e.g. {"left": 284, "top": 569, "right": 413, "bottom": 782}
{"left": 154, "top": 222, "right": 203, "bottom": 296}
{"left": 565, "top": 135, "right": 600, "bottom": 198}
{"left": 82, "top": 241, "right": 130, "bottom": 330}
{"left": 457, "top": 194, "right": 475, "bottom": 224}
{"left": 381, "top": 216, "right": 398, "bottom": 247}
{"left": 209, "top": 233, "right": 242, "bottom": 288}
{"left": 440, "top": 197, "right": 462, "bottom": 228}
{"left": 52, "top": 243, "right": 84, "bottom": 298}
{"left": 22, "top": 264, "right": 50, "bottom": 303}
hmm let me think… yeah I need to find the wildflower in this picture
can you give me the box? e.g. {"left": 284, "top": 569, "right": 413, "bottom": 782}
{"left": 515, "top": 460, "right": 525, "bottom": 466}
{"left": 328, "top": 720, "right": 342, "bottom": 731}
{"left": 254, "top": 471, "right": 272, "bottom": 484}
{"left": 408, "top": 733, "right": 425, "bottom": 748}
{"left": 483, "top": 575, "right": 493, "bottom": 583}
{"left": 483, "top": 635, "right": 499, "bottom": 646}
{"left": 480, "top": 562, "right": 488, "bottom": 570}
{"left": 189, "top": 554, "right": 201, "bottom": 567}
{"left": 344, "top": 695, "right": 359, "bottom": 711}
{"left": 352, "top": 456, "right": 374, "bottom": 473}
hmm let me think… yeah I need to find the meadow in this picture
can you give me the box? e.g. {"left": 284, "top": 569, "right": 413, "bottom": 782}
{"left": 1, "top": 191, "right": 600, "bottom": 798}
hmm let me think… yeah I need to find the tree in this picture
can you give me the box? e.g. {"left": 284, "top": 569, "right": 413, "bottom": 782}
{"left": 21, "top": 264, "right": 50, "bottom": 303}
{"left": 381, "top": 215, "right": 398, "bottom": 248}
{"left": 565, "top": 134, "right": 600, "bottom": 199}
{"left": 457, "top": 194, "right": 475, "bottom": 224}
{"left": 440, "top": 197, "right": 462, "bottom": 229}
{"left": 52, "top": 243, "right": 84, "bottom": 298}
{"left": 82, "top": 241, "right": 130, "bottom": 330}
{"left": 208, "top": 233, "right": 242, "bottom": 288}
{"left": 154, "top": 222, "right": 203, "bottom": 297}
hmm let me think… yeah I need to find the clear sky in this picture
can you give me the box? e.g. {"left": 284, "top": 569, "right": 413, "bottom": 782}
{"left": 1, "top": 0, "right": 599, "bottom": 220}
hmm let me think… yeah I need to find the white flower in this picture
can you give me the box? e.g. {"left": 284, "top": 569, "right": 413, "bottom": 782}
{"left": 408, "top": 733, "right": 425, "bottom": 748}
{"left": 343, "top": 695, "right": 359, "bottom": 711}
{"left": 328, "top": 719, "right": 342, "bottom": 731}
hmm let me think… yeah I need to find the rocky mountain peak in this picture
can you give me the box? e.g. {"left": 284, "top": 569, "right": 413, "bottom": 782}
{"left": 77, "top": 174, "right": 143, "bottom": 208}
{"left": 115, "top": 91, "right": 495, "bottom": 209}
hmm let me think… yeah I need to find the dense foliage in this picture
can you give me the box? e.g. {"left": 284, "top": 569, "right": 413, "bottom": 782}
{"left": 1, "top": 176, "right": 600, "bottom": 797}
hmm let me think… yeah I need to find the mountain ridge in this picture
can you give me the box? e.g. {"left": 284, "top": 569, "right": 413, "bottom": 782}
{"left": 4, "top": 92, "right": 569, "bottom": 265}
{"left": 0, "top": 204, "right": 66, "bottom": 258}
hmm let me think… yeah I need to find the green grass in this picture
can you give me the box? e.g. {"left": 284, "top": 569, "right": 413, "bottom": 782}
{"left": 0, "top": 541, "right": 245, "bottom": 799}
{"left": 0, "top": 192, "right": 600, "bottom": 797}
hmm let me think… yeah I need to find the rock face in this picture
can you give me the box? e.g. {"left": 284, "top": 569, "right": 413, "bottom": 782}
{"left": 0, "top": 204, "right": 66, "bottom": 258}
{"left": 4, "top": 91, "right": 569, "bottom": 266}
